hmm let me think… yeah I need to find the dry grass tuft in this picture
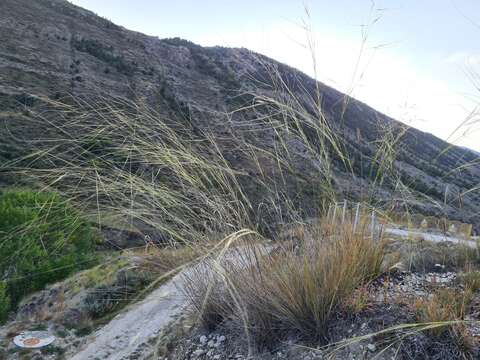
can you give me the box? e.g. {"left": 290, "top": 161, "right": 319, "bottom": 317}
{"left": 414, "top": 288, "right": 471, "bottom": 335}
{"left": 457, "top": 270, "right": 480, "bottom": 292}
{"left": 414, "top": 288, "right": 475, "bottom": 354}
{"left": 183, "top": 215, "right": 386, "bottom": 349}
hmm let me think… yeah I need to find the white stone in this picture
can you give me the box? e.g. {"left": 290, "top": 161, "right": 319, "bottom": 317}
{"left": 193, "top": 349, "right": 206, "bottom": 356}
{"left": 199, "top": 335, "right": 208, "bottom": 344}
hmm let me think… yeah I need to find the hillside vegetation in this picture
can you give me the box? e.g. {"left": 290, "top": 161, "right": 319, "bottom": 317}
{"left": 1, "top": 0, "right": 479, "bottom": 230}
{"left": 0, "top": 190, "right": 97, "bottom": 322}
{"left": 0, "top": 0, "right": 479, "bottom": 359}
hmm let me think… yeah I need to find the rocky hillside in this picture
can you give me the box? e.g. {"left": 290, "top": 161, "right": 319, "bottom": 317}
{"left": 1, "top": 0, "right": 479, "bottom": 229}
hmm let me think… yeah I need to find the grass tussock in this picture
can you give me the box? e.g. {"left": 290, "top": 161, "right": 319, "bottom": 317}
{"left": 413, "top": 288, "right": 475, "bottom": 355}
{"left": 183, "top": 215, "right": 386, "bottom": 348}
{"left": 414, "top": 288, "right": 472, "bottom": 336}
{"left": 457, "top": 270, "right": 480, "bottom": 292}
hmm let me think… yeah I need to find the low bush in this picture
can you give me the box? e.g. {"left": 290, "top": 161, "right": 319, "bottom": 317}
{"left": 0, "top": 190, "right": 98, "bottom": 318}
{"left": 183, "top": 217, "right": 385, "bottom": 348}
{"left": 84, "top": 268, "right": 153, "bottom": 319}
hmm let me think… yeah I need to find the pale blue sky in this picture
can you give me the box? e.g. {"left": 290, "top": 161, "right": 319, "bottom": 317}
{"left": 69, "top": 0, "right": 480, "bottom": 151}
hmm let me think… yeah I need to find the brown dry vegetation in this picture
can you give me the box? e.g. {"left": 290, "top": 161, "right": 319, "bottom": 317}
{"left": 183, "top": 215, "right": 386, "bottom": 349}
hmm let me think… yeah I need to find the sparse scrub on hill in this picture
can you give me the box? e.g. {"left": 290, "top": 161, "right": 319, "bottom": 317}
{"left": 71, "top": 38, "right": 136, "bottom": 76}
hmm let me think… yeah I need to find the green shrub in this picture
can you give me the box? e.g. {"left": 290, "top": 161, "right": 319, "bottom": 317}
{"left": 0, "top": 190, "right": 98, "bottom": 312}
{"left": 0, "top": 281, "right": 10, "bottom": 323}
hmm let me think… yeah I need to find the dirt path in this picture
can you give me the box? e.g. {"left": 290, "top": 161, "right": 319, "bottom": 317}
{"left": 71, "top": 270, "right": 187, "bottom": 360}
{"left": 385, "top": 227, "right": 477, "bottom": 248}
{"left": 70, "top": 244, "right": 268, "bottom": 360}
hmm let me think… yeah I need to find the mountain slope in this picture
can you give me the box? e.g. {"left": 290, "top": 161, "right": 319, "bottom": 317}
{"left": 1, "top": 0, "right": 479, "bottom": 230}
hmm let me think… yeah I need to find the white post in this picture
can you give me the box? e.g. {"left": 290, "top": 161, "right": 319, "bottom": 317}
{"left": 371, "top": 210, "right": 376, "bottom": 240}
{"left": 353, "top": 203, "right": 360, "bottom": 232}
{"left": 342, "top": 200, "right": 347, "bottom": 224}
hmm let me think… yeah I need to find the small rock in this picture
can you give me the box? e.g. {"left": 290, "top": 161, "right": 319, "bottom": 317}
{"left": 199, "top": 335, "right": 208, "bottom": 345}
{"left": 367, "top": 343, "right": 376, "bottom": 352}
{"left": 193, "top": 349, "right": 206, "bottom": 356}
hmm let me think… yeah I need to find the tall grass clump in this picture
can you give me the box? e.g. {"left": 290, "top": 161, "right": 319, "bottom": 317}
{"left": 183, "top": 215, "right": 385, "bottom": 349}
{"left": 2, "top": 82, "right": 351, "bottom": 244}
{"left": 0, "top": 190, "right": 97, "bottom": 319}
{"left": 3, "top": 97, "right": 258, "bottom": 245}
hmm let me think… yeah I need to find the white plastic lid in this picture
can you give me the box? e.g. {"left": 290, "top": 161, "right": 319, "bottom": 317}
{"left": 13, "top": 331, "right": 56, "bottom": 348}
